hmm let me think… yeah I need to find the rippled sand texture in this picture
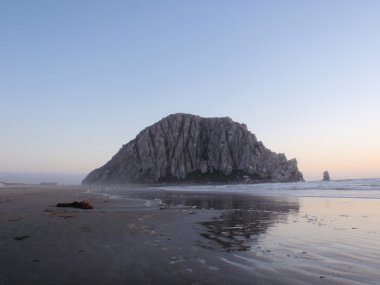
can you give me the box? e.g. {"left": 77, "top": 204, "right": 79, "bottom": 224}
{"left": 210, "top": 197, "right": 380, "bottom": 285}
{"left": 121, "top": 189, "right": 380, "bottom": 284}
{"left": 1, "top": 186, "right": 380, "bottom": 285}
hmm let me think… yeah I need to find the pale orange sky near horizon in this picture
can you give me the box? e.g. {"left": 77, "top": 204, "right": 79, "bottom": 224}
{"left": 262, "top": 110, "right": 380, "bottom": 181}
{"left": 1, "top": 110, "right": 379, "bottom": 182}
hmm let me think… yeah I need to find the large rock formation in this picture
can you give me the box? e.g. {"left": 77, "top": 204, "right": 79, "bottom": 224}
{"left": 82, "top": 113, "right": 303, "bottom": 185}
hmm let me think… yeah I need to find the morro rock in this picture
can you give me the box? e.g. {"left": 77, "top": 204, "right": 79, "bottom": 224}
{"left": 82, "top": 113, "right": 303, "bottom": 185}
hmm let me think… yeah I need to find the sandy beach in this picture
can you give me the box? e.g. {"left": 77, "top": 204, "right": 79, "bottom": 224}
{"left": 1, "top": 186, "right": 380, "bottom": 285}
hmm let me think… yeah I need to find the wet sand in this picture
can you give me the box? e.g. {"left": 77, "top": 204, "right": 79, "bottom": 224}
{"left": 1, "top": 186, "right": 380, "bottom": 285}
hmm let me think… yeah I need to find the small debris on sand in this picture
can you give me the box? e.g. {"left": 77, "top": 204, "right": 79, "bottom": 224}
{"left": 14, "top": 235, "right": 29, "bottom": 241}
{"left": 56, "top": 201, "right": 94, "bottom": 209}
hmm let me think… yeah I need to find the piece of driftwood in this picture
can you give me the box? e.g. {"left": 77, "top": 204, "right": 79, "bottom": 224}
{"left": 14, "top": 235, "right": 29, "bottom": 240}
{"left": 56, "top": 201, "right": 93, "bottom": 209}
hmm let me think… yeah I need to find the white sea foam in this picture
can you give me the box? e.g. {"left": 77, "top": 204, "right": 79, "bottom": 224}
{"left": 99, "top": 193, "right": 124, "bottom": 200}
{"left": 155, "top": 178, "right": 380, "bottom": 199}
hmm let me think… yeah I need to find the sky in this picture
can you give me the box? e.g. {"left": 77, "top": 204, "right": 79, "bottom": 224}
{"left": 1, "top": 0, "right": 379, "bottom": 181}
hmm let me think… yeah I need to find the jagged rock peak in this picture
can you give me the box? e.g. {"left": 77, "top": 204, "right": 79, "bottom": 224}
{"left": 82, "top": 113, "right": 304, "bottom": 185}
{"left": 323, "top": 171, "right": 330, "bottom": 181}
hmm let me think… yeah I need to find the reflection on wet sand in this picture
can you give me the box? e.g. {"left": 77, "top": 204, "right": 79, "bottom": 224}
{"left": 197, "top": 195, "right": 299, "bottom": 251}
{"left": 102, "top": 188, "right": 300, "bottom": 252}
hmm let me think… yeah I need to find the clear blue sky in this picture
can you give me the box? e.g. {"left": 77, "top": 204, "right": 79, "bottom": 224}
{"left": 1, "top": 0, "right": 379, "bottom": 180}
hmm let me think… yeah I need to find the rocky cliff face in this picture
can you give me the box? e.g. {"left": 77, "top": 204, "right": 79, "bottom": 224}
{"left": 82, "top": 113, "right": 303, "bottom": 185}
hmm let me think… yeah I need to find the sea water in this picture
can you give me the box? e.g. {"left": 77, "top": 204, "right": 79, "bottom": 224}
{"left": 157, "top": 178, "right": 380, "bottom": 199}
{"left": 96, "top": 178, "right": 380, "bottom": 203}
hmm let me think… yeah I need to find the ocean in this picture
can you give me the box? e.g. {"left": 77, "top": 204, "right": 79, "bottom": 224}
{"left": 98, "top": 178, "right": 380, "bottom": 200}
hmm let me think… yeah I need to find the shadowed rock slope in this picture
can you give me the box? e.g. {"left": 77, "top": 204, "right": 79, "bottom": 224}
{"left": 83, "top": 114, "right": 303, "bottom": 185}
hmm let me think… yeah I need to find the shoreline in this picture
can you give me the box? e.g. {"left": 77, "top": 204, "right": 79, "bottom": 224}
{"left": 1, "top": 186, "right": 380, "bottom": 284}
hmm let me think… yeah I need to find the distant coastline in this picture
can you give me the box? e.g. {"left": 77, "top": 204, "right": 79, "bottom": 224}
{"left": 0, "top": 172, "right": 85, "bottom": 185}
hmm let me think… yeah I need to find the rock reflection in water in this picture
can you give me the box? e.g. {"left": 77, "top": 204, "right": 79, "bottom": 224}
{"left": 99, "top": 188, "right": 299, "bottom": 252}
{"left": 177, "top": 194, "right": 299, "bottom": 252}
{"left": 157, "top": 193, "right": 300, "bottom": 252}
